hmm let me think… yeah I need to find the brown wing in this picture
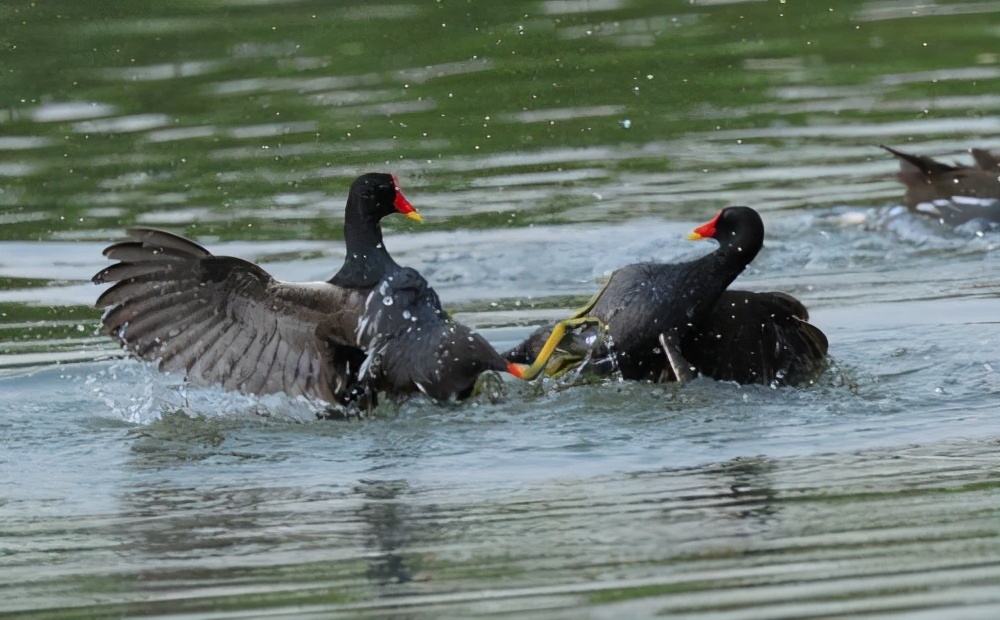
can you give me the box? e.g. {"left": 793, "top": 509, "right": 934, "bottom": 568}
{"left": 93, "top": 227, "right": 367, "bottom": 402}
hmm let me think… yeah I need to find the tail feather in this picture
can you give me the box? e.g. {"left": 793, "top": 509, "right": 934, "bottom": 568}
{"left": 879, "top": 144, "right": 956, "bottom": 176}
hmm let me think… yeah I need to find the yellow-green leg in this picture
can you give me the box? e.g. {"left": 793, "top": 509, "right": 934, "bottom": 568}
{"left": 566, "top": 280, "right": 611, "bottom": 320}
{"left": 509, "top": 280, "right": 613, "bottom": 381}
{"left": 515, "top": 316, "right": 604, "bottom": 380}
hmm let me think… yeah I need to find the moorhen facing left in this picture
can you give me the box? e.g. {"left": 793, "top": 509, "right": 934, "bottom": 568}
{"left": 880, "top": 145, "right": 1000, "bottom": 226}
{"left": 93, "top": 173, "right": 425, "bottom": 406}
{"left": 352, "top": 267, "right": 526, "bottom": 403}
{"left": 507, "top": 207, "right": 828, "bottom": 386}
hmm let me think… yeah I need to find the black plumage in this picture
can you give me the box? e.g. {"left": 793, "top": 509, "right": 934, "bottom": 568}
{"left": 353, "top": 267, "right": 521, "bottom": 403}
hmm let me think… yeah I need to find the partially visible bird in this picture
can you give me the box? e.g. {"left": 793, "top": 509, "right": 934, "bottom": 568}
{"left": 880, "top": 145, "right": 1000, "bottom": 226}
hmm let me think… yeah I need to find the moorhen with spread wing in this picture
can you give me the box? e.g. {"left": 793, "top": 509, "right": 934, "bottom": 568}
{"left": 93, "top": 172, "right": 425, "bottom": 405}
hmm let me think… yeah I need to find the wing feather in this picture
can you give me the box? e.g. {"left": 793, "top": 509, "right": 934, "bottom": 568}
{"left": 156, "top": 305, "right": 225, "bottom": 368}
{"left": 252, "top": 322, "right": 282, "bottom": 394}
{"left": 102, "top": 287, "right": 202, "bottom": 331}
{"left": 186, "top": 317, "right": 242, "bottom": 384}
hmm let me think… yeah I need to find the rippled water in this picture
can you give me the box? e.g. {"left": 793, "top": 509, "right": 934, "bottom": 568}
{"left": 2, "top": 0, "right": 999, "bottom": 617}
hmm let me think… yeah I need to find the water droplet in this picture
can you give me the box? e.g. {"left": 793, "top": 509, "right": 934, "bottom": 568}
{"left": 402, "top": 310, "right": 411, "bottom": 319}
{"left": 382, "top": 296, "right": 393, "bottom": 306}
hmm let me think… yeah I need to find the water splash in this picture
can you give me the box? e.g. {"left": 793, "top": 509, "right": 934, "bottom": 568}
{"left": 83, "top": 359, "right": 324, "bottom": 425}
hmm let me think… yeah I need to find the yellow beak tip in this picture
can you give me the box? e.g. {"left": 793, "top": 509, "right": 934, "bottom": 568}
{"left": 405, "top": 211, "right": 424, "bottom": 223}
{"left": 687, "top": 232, "right": 703, "bottom": 241}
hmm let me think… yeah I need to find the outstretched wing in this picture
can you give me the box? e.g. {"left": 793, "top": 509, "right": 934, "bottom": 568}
{"left": 682, "top": 290, "right": 828, "bottom": 386}
{"left": 93, "top": 227, "right": 367, "bottom": 402}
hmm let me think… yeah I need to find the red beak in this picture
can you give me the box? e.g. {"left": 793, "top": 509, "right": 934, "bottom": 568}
{"left": 391, "top": 174, "right": 422, "bottom": 222}
{"left": 393, "top": 190, "right": 422, "bottom": 223}
{"left": 689, "top": 211, "right": 721, "bottom": 240}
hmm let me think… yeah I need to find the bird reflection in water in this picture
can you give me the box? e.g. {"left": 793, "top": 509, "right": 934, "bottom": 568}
{"left": 355, "top": 479, "right": 419, "bottom": 586}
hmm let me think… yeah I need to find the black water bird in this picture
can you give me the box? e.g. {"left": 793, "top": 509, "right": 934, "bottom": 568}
{"left": 507, "top": 207, "right": 828, "bottom": 386}
{"left": 353, "top": 267, "right": 526, "bottom": 403}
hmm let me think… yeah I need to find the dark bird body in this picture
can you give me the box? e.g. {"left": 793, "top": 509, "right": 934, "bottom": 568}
{"left": 506, "top": 207, "right": 828, "bottom": 386}
{"left": 93, "top": 173, "right": 425, "bottom": 405}
{"left": 355, "top": 268, "right": 520, "bottom": 402}
{"left": 881, "top": 145, "right": 1000, "bottom": 226}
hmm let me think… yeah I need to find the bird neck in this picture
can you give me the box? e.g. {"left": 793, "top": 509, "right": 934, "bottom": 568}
{"left": 330, "top": 214, "right": 398, "bottom": 289}
{"left": 709, "top": 227, "right": 763, "bottom": 281}
{"left": 678, "top": 226, "right": 763, "bottom": 320}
